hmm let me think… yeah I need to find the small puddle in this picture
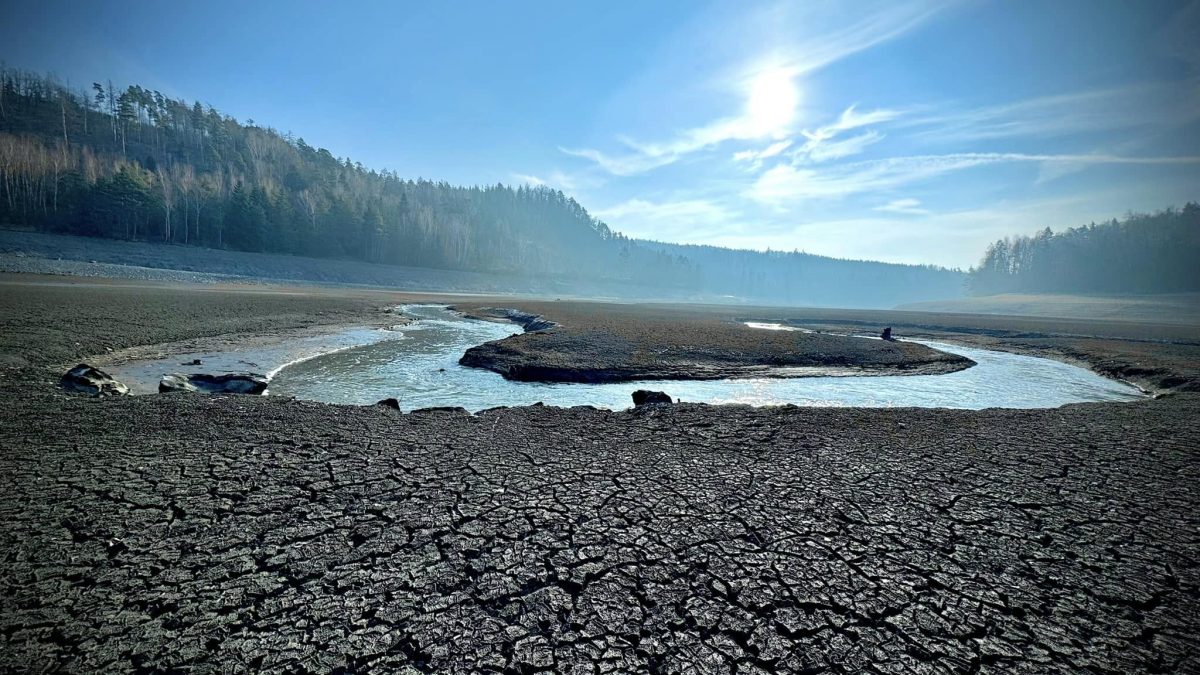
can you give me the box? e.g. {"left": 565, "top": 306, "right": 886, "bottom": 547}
{"left": 104, "top": 326, "right": 408, "bottom": 394}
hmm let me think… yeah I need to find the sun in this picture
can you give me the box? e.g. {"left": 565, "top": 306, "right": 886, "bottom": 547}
{"left": 744, "top": 67, "right": 799, "bottom": 137}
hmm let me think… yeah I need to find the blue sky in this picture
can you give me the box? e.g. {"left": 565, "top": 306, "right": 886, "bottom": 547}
{"left": 3, "top": 0, "right": 1198, "bottom": 268}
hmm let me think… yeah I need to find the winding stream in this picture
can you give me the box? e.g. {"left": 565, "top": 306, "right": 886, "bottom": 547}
{"left": 260, "top": 305, "right": 1145, "bottom": 410}
{"left": 106, "top": 304, "right": 1145, "bottom": 410}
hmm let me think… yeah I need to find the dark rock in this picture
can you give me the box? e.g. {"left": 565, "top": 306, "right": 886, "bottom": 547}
{"left": 881, "top": 327, "right": 896, "bottom": 341}
{"left": 61, "top": 364, "right": 129, "bottom": 396}
{"left": 159, "top": 372, "right": 268, "bottom": 395}
{"left": 471, "top": 307, "right": 558, "bottom": 332}
{"left": 410, "top": 406, "right": 469, "bottom": 415}
{"left": 376, "top": 398, "right": 401, "bottom": 410}
{"left": 632, "top": 390, "right": 673, "bottom": 406}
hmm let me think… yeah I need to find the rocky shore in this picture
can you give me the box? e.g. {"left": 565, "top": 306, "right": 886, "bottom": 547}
{"left": 1, "top": 274, "right": 1198, "bottom": 672}
{"left": 457, "top": 302, "right": 974, "bottom": 383}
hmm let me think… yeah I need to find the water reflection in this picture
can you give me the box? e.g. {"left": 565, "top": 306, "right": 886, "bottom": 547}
{"left": 266, "top": 305, "right": 1146, "bottom": 410}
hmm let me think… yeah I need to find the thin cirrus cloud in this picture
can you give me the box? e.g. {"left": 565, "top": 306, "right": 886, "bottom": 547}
{"left": 509, "top": 170, "right": 582, "bottom": 192}
{"left": 729, "top": 106, "right": 902, "bottom": 166}
{"left": 874, "top": 198, "right": 929, "bottom": 215}
{"left": 732, "top": 139, "right": 794, "bottom": 166}
{"left": 731, "top": 105, "right": 899, "bottom": 168}
{"left": 795, "top": 106, "right": 901, "bottom": 157}
{"left": 591, "top": 198, "right": 740, "bottom": 242}
{"left": 510, "top": 173, "right": 546, "bottom": 186}
{"left": 535, "top": 1, "right": 1199, "bottom": 267}
{"left": 748, "top": 152, "right": 1200, "bottom": 205}
{"left": 802, "top": 130, "right": 886, "bottom": 163}
{"left": 561, "top": 1, "right": 953, "bottom": 177}
{"left": 901, "top": 82, "right": 1200, "bottom": 143}
{"left": 560, "top": 66, "right": 803, "bottom": 177}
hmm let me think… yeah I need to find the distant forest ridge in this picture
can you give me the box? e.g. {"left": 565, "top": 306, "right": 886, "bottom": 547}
{"left": 967, "top": 205, "right": 1200, "bottom": 296}
{"left": 0, "top": 67, "right": 964, "bottom": 306}
{"left": 640, "top": 241, "right": 965, "bottom": 309}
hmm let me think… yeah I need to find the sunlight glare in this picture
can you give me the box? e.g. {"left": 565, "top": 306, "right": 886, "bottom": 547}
{"left": 744, "top": 67, "right": 799, "bottom": 137}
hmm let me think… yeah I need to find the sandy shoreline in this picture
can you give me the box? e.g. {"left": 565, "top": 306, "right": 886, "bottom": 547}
{"left": 1, "top": 273, "right": 1198, "bottom": 672}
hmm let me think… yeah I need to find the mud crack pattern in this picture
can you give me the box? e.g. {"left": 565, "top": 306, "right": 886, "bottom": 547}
{"left": 1, "top": 393, "right": 1198, "bottom": 673}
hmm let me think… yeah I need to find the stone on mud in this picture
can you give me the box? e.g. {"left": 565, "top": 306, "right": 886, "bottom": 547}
{"left": 61, "top": 364, "right": 129, "bottom": 397}
{"left": 410, "top": 406, "right": 470, "bottom": 415}
{"left": 632, "top": 390, "right": 673, "bottom": 406}
{"left": 159, "top": 372, "right": 269, "bottom": 395}
{"left": 468, "top": 307, "right": 558, "bottom": 332}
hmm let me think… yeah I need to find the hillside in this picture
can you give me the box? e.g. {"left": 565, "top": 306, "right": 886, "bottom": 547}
{"left": 0, "top": 67, "right": 965, "bottom": 306}
{"left": 642, "top": 240, "right": 965, "bottom": 309}
{"left": 0, "top": 69, "right": 695, "bottom": 287}
{"left": 967, "top": 206, "right": 1200, "bottom": 296}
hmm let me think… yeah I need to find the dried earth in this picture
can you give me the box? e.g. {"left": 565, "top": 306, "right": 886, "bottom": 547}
{"left": 457, "top": 303, "right": 974, "bottom": 383}
{"left": 0, "top": 274, "right": 1198, "bottom": 673}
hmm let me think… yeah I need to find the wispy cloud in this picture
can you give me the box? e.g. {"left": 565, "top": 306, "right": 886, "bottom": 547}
{"left": 804, "top": 130, "right": 886, "bottom": 162}
{"left": 701, "top": 191, "right": 1160, "bottom": 268}
{"left": 509, "top": 170, "right": 582, "bottom": 192}
{"left": 561, "top": 2, "right": 954, "bottom": 176}
{"left": 510, "top": 173, "right": 545, "bottom": 186}
{"left": 800, "top": 106, "right": 902, "bottom": 145}
{"left": 903, "top": 83, "right": 1200, "bottom": 143}
{"left": 733, "top": 140, "right": 794, "bottom": 169}
{"left": 766, "top": 1, "right": 959, "bottom": 78}
{"left": 791, "top": 105, "right": 901, "bottom": 162}
{"left": 562, "top": 66, "right": 802, "bottom": 176}
{"left": 592, "top": 197, "right": 740, "bottom": 241}
{"left": 874, "top": 198, "right": 929, "bottom": 215}
{"left": 749, "top": 151, "right": 1200, "bottom": 204}
{"left": 558, "top": 146, "right": 680, "bottom": 177}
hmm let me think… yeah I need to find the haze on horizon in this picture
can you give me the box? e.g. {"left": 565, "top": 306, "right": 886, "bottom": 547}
{"left": 3, "top": 0, "right": 1199, "bottom": 269}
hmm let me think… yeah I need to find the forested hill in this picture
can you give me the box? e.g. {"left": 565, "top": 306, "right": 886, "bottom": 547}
{"left": 640, "top": 241, "right": 965, "bottom": 308}
{"left": 0, "top": 68, "right": 965, "bottom": 306}
{"left": 0, "top": 68, "right": 694, "bottom": 289}
{"left": 967, "top": 205, "right": 1200, "bottom": 296}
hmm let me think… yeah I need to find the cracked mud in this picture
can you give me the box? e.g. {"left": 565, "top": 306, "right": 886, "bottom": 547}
{"left": 2, "top": 393, "right": 1197, "bottom": 673}
{"left": 1, "top": 276, "right": 1198, "bottom": 672}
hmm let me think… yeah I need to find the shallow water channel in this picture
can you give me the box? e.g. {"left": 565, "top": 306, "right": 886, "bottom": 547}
{"left": 259, "top": 305, "right": 1143, "bottom": 410}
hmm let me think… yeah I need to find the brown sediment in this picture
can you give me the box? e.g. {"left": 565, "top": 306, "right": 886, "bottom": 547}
{"left": 456, "top": 299, "right": 1200, "bottom": 394}
{"left": 1, "top": 274, "right": 1198, "bottom": 672}
{"left": 456, "top": 302, "right": 975, "bottom": 383}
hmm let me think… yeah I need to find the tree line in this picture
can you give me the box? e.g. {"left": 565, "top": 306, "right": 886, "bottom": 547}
{"left": 0, "top": 66, "right": 980, "bottom": 306}
{"left": 640, "top": 241, "right": 965, "bottom": 308}
{"left": 0, "top": 67, "right": 695, "bottom": 287}
{"left": 967, "top": 204, "right": 1200, "bottom": 295}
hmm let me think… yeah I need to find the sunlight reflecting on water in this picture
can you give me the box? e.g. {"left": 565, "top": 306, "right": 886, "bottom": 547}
{"left": 263, "top": 305, "right": 1146, "bottom": 410}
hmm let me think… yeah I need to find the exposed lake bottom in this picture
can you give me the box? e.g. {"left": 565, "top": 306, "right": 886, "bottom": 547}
{"left": 259, "top": 305, "right": 1145, "bottom": 410}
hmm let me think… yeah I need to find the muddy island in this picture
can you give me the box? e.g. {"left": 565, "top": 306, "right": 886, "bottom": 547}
{"left": 458, "top": 302, "right": 975, "bottom": 383}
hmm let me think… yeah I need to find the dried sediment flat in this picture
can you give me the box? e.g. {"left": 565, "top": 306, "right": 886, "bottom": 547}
{"left": 458, "top": 303, "right": 974, "bottom": 383}
{"left": 1, "top": 392, "right": 1197, "bottom": 672}
{"left": 1, "top": 274, "right": 1198, "bottom": 672}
